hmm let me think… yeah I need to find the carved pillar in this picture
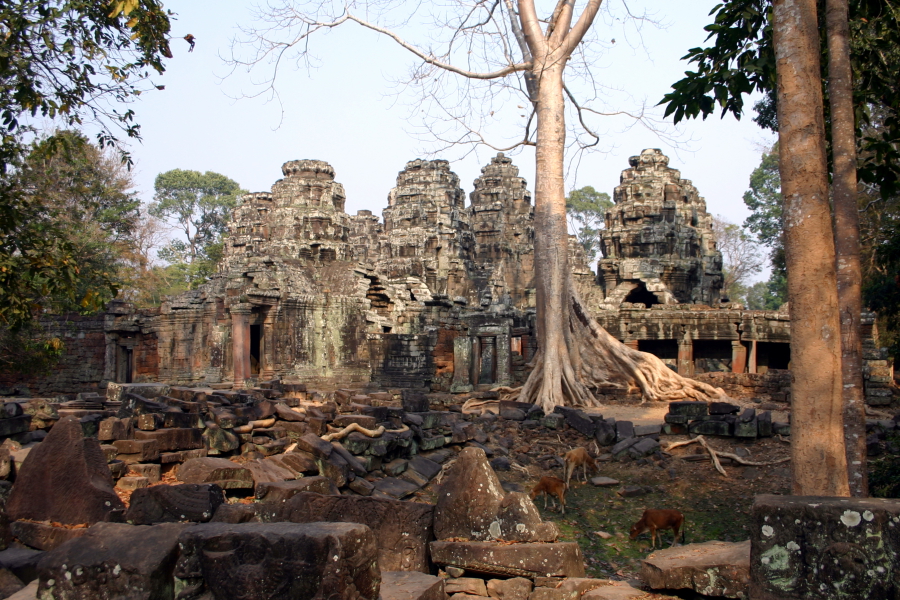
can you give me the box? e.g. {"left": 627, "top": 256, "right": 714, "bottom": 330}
{"left": 450, "top": 336, "right": 474, "bottom": 393}
{"left": 678, "top": 336, "right": 694, "bottom": 376}
{"left": 262, "top": 320, "right": 276, "bottom": 379}
{"left": 496, "top": 333, "right": 511, "bottom": 386}
{"left": 748, "top": 340, "right": 758, "bottom": 374}
{"left": 731, "top": 340, "right": 748, "bottom": 374}
{"left": 231, "top": 304, "right": 252, "bottom": 388}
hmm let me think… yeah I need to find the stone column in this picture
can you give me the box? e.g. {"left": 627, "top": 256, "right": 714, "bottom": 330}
{"left": 262, "top": 321, "right": 276, "bottom": 379}
{"left": 231, "top": 304, "right": 252, "bottom": 388}
{"left": 450, "top": 337, "right": 473, "bottom": 393}
{"left": 748, "top": 340, "right": 758, "bottom": 374}
{"left": 731, "top": 341, "right": 748, "bottom": 374}
{"left": 678, "top": 336, "right": 694, "bottom": 376}
{"left": 496, "top": 333, "right": 512, "bottom": 386}
{"left": 624, "top": 340, "right": 639, "bottom": 351}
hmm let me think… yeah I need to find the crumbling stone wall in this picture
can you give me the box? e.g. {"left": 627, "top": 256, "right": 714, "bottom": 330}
{"left": 13, "top": 151, "right": 893, "bottom": 407}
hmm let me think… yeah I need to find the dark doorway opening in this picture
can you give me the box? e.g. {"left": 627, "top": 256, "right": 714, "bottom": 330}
{"left": 250, "top": 324, "right": 261, "bottom": 375}
{"left": 624, "top": 283, "right": 660, "bottom": 307}
{"left": 756, "top": 342, "right": 790, "bottom": 372}
{"left": 693, "top": 340, "right": 733, "bottom": 373}
{"left": 124, "top": 348, "right": 133, "bottom": 383}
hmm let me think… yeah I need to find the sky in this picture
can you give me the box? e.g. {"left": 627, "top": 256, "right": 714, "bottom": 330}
{"left": 122, "top": 0, "right": 776, "bottom": 232}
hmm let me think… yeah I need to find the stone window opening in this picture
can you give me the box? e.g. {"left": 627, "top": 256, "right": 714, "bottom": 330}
{"left": 623, "top": 283, "right": 660, "bottom": 307}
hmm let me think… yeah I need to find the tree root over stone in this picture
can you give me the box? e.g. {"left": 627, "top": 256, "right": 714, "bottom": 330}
{"left": 320, "top": 422, "right": 409, "bottom": 442}
{"left": 664, "top": 435, "right": 791, "bottom": 477}
{"left": 518, "top": 284, "right": 727, "bottom": 414}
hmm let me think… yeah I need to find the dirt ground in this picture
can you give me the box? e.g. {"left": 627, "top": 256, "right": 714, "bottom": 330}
{"left": 421, "top": 401, "right": 797, "bottom": 598}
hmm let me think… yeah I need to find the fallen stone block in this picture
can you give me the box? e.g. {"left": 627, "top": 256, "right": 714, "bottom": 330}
{"left": 381, "top": 571, "right": 446, "bottom": 600}
{"left": 135, "top": 427, "right": 203, "bottom": 451}
{"left": 125, "top": 483, "right": 224, "bottom": 525}
{"left": 242, "top": 457, "right": 296, "bottom": 488}
{"left": 750, "top": 494, "right": 900, "bottom": 600}
{"left": 688, "top": 419, "right": 733, "bottom": 437}
{"left": 266, "top": 452, "right": 318, "bottom": 477}
{"left": 594, "top": 421, "right": 617, "bottom": 446}
{"left": 113, "top": 438, "right": 160, "bottom": 463}
{"left": 6, "top": 580, "right": 37, "bottom": 600}
{"left": 581, "top": 581, "right": 647, "bottom": 600}
{"left": 433, "top": 447, "right": 506, "bottom": 541}
{"left": 446, "top": 577, "right": 487, "bottom": 596}
{"left": 128, "top": 463, "right": 161, "bottom": 483}
{"left": 615, "top": 420, "right": 634, "bottom": 441}
{"left": 709, "top": 402, "right": 740, "bottom": 415}
{"left": 174, "top": 522, "right": 380, "bottom": 599}
{"left": 177, "top": 457, "right": 254, "bottom": 489}
{"left": 640, "top": 540, "right": 750, "bottom": 598}
{"left": 254, "top": 491, "right": 434, "bottom": 572}
{"left": 668, "top": 401, "right": 708, "bottom": 418}
{"left": 408, "top": 456, "right": 442, "bottom": 481}
{"left": 10, "top": 522, "right": 91, "bottom": 552}
{"left": 430, "top": 541, "right": 585, "bottom": 578}
{"left": 487, "top": 577, "right": 532, "bottom": 600}
{"left": 106, "top": 382, "right": 170, "bottom": 403}
{"left": 296, "top": 432, "right": 334, "bottom": 459}
{"left": 159, "top": 448, "right": 207, "bottom": 464}
{"left": 36, "top": 522, "right": 188, "bottom": 599}
{"left": 255, "top": 477, "right": 339, "bottom": 502}
{"left": 375, "top": 476, "right": 420, "bottom": 499}
{"left": 7, "top": 416, "right": 124, "bottom": 525}
{"left": 627, "top": 437, "right": 659, "bottom": 458}
{"left": 98, "top": 417, "right": 133, "bottom": 441}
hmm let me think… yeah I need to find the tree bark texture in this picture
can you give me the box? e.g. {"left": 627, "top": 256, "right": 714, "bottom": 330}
{"left": 826, "top": 0, "right": 868, "bottom": 497}
{"left": 514, "top": 0, "right": 726, "bottom": 413}
{"left": 773, "top": 0, "right": 850, "bottom": 496}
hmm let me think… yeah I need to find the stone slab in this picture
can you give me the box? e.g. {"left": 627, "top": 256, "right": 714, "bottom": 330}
{"left": 429, "top": 541, "right": 585, "bottom": 578}
{"left": 35, "top": 522, "right": 187, "bottom": 600}
{"left": 750, "top": 494, "right": 900, "bottom": 600}
{"left": 254, "top": 491, "right": 435, "bottom": 573}
{"left": 640, "top": 540, "right": 750, "bottom": 598}
{"left": 174, "top": 522, "right": 380, "bottom": 600}
{"left": 380, "top": 571, "right": 446, "bottom": 600}
{"left": 125, "top": 483, "right": 224, "bottom": 525}
{"left": 9, "top": 522, "right": 91, "bottom": 552}
{"left": 177, "top": 457, "right": 254, "bottom": 489}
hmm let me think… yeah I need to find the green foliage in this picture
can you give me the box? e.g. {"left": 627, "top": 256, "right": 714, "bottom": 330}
{"left": 741, "top": 277, "right": 786, "bottom": 310}
{"left": 150, "top": 169, "right": 245, "bottom": 288}
{"left": 0, "top": 1, "right": 172, "bottom": 328}
{"left": 0, "top": 323, "right": 64, "bottom": 377}
{"left": 660, "top": 0, "right": 900, "bottom": 198}
{"left": 565, "top": 186, "right": 612, "bottom": 263}
{"left": 0, "top": 0, "right": 173, "bottom": 161}
{"left": 1, "top": 131, "right": 142, "bottom": 327}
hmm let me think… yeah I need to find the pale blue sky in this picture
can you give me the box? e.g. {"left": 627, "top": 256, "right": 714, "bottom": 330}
{"left": 125, "top": 0, "right": 776, "bottom": 229}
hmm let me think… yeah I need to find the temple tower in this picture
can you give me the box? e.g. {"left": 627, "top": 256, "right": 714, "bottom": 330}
{"left": 598, "top": 149, "right": 723, "bottom": 307}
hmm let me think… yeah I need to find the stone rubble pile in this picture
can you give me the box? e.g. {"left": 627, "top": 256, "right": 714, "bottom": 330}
{"left": 0, "top": 386, "right": 674, "bottom": 600}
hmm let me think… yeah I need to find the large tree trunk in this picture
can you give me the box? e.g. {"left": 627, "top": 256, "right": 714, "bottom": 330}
{"left": 519, "top": 58, "right": 725, "bottom": 413}
{"left": 773, "top": 0, "right": 850, "bottom": 496}
{"left": 826, "top": 0, "right": 868, "bottom": 497}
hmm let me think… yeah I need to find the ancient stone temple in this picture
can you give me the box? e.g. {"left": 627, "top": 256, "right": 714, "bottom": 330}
{"left": 7, "top": 150, "right": 892, "bottom": 407}
{"left": 598, "top": 148, "right": 723, "bottom": 308}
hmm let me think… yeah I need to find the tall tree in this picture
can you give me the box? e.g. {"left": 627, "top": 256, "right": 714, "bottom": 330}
{"left": 712, "top": 216, "right": 765, "bottom": 302}
{"left": 772, "top": 0, "right": 849, "bottom": 496}
{"left": 0, "top": 0, "right": 172, "bottom": 329}
{"left": 150, "top": 170, "right": 245, "bottom": 290}
{"left": 743, "top": 144, "right": 788, "bottom": 306}
{"left": 566, "top": 186, "right": 612, "bottom": 264}
{"left": 234, "top": 0, "right": 726, "bottom": 411}
{"left": 826, "top": 0, "right": 868, "bottom": 496}
{"left": 660, "top": 0, "right": 886, "bottom": 495}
